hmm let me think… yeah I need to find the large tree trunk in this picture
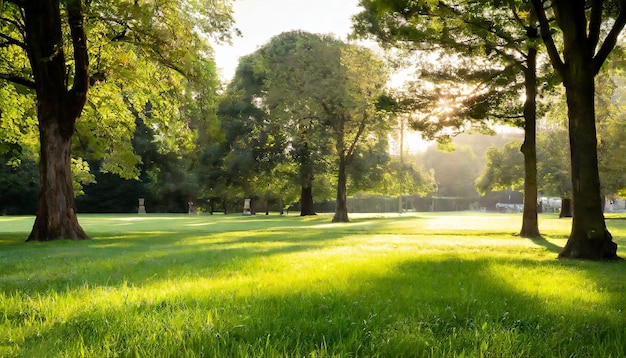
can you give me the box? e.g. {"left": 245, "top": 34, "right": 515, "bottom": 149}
{"left": 299, "top": 140, "right": 316, "bottom": 216}
{"left": 332, "top": 156, "right": 349, "bottom": 223}
{"left": 28, "top": 119, "right": 88, "bottom": 241}
{"left": 519, "top": 36, "right": 541, "bottom": 239}
{"left": 560, "top": 62, "right": 617, "bottom": 259}
{"left": 24, "top": 0, "right": 90, "bottom": 241}
{"left": 560, "top": 198, "right": 572, "bottom": 218}
{"left": 300, "top": 185, "right": 316, "bottom": 216}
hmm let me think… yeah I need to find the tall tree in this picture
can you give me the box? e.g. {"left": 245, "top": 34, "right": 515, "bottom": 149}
{"left": 530, "top": 0, "right": 625, "bottom": 259}
{"left": 224, "top": 32, "right": 389, "bottom": 221}
{"left": 225, "top": 36, "right": 333, "bottom": 216}
{"left": 263, "top": 33, "right": 340, "bottom": 217}
{"left": 354, "top": 0, "right": 552, "bottom": 237}
{"left": 0, "top": 0, "right": 234, "bottom": 240}
{"left": 320, "top": 45, "right": 389, "bottom": 222}
{"left": 24, "top": 0, "right": 90, "bottom": 241}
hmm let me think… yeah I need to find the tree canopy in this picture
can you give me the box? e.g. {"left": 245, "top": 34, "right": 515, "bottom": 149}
{"left": 222, "top": 31, "right": 393, "bottom": 222}
{"left": 0, "top": 0, "right": 236, "bottom": 240}
{"left": 353, "top": 0, "right": 554, "bottom": 237}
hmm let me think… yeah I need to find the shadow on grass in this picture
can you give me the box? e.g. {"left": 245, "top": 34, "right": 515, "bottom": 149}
{"left": 528, "top": 236, "right": 563, "bottom": 254}
{"left": 13, "top": 255, "right": 626, "bottom": 357}
{"left": 0, "top": 227, "right": 353, "bottom": 295}
{"left": 0, "top": 213, "right": 572, "bottom": 296}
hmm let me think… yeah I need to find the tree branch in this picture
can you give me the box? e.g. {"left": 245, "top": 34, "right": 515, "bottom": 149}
{"left": 86, "top": 15, "right": 130, "bottom": 41}
{"left": 66, "top": 0, "right": 89, "bottom": 119}
{"left": 345, "top": 112, "right": 368, "bottom": 163}
{"left": 508, "top": 0, "right": 529, "bottom": 29}
{"left": 0, "top": 72, "right": 36, "bottom": 89}
{"left": 0, "top": 32, "right": 25, "bottom": 48}
{"left": 490, "top": 113, "right": 525, "bottom": 120}
{"left": 439, "top": 1, "right": 524, "bottom": 59}
{"left": 530, "top": 0, "right": 565, "bottom": 80}
{"left": 0, "top": 15, "right": 26, "bottom": 32}
{"left": 593, "top": 3, "right": 626, "bottom": 75}
{"left": 490, "top": 45, "right": 524, "bottom": 66}
{"left": 587, "top": 0, "right": 605, "bottom": 56}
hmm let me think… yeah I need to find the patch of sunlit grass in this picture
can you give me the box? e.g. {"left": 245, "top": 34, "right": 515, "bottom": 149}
{"left": 1, "top": 212, "right": 626, "bottom": 356}
{"left": 488, "top": 262, "right": 607, "bottom": 310}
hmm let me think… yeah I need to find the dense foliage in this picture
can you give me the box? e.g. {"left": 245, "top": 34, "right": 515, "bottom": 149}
{"left": 0, "top": 0, "right": 236, "bottom": 220}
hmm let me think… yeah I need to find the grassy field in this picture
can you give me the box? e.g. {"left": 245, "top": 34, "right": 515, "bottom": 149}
{"left": 1, "top": 212, "right": 625, "bottom": 357}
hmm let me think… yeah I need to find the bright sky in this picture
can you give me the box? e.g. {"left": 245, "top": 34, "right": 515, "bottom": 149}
{"left": 212, "top": 0, "right": 362, "bottom": 82}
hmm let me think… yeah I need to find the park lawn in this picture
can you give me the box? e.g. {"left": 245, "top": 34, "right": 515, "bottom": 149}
{"left": 0, "top": 212, "right": 625, "bottom": 357}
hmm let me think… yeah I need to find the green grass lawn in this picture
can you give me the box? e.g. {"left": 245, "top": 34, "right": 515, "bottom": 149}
{"left": 1, "top": 212, "right": 625, "bottom": 357}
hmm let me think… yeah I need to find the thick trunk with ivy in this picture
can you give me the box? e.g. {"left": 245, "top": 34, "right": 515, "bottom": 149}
{"left": 560, "top": 64, "right": 617, "bottom": 259}
{"left": 519, "top": 39, "right": 541, "bottom": 238}
{"left": 24, "top": 0, "right": 90, "bottom": 241}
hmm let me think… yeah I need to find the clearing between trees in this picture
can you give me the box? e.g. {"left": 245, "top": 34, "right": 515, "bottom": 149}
{"left": 1, "top": 213, "right": 624, "bottom": 356}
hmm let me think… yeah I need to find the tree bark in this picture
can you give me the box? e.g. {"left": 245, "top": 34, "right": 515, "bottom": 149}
{"left": 519, "top": 32, "right": 541, "bottom": 239}
{"left": 300, "top": 185, "right": 316, "bottom": 216}
{"left": 560, "top": 198, "right": 572, "bottom": 218}
{"left": 560, "top": 58, "right": 617, "bottom": 259}
{"left": 28, "top": 120, "right": 88, "bottom": 241}
{"left": 24, "top": 0, "right": 90, "bottom": 241}
{"left": 332, "top": 155, "right": 349, "bottom": 223}
{"left": 299, "top": 140, "right": 316, "bottom": 216}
